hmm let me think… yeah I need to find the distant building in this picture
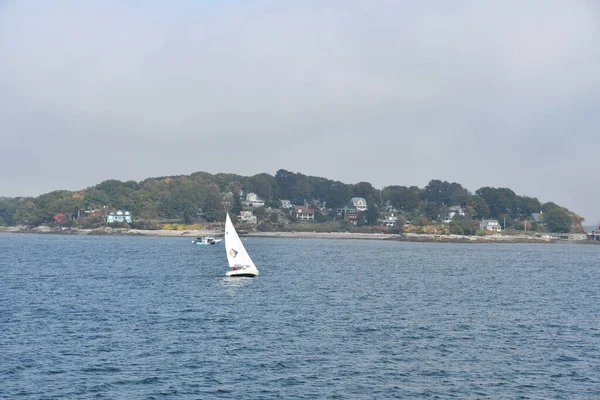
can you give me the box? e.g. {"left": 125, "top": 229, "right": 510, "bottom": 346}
{"left": 238, "top": 210, "right": 257, "bottom": 224}
{"left": 442, "top": 206, "right": 465, "bottom": 223}
{"left": 195, "top": 208, "right": 207, "bottom": 223}
{"left": 245, "top": 192, "right": 265, "bottom": 207}
{"left": 280, "top": 199, "right": 292, "bottom": 209}
{"left": 531, "top": 212, "right": 545, "bottom": 225}
{"left": 294, "top": 206, "right": 315, "bottom": 220}
{"left": 350, "top": 197, "right": 368, "bottom": 212}
{"left": 107, "top": 210, "right": 132, "bottom": 224}
{"left": 379, "top": 213, "right": 398, "bottom": 227}
{"left": 347, "top": 212, "right": 359, "bottom": 225}
{"left": 479, "top": 219, "right": 501, "bottom": 232}
{"left": 53, "top": 213, "right": 68, "bottom": 224}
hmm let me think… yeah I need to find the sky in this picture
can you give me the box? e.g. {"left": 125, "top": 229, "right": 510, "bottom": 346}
{"left": 1, "top": 1, "right": 599, "bottom": 223}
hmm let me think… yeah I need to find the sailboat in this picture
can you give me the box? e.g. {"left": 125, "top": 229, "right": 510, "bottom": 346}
{"left": 224, "top": 213, "right": 259, "bottom": 278}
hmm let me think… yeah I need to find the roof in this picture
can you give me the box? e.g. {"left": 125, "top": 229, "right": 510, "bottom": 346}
{"left": 531, "top": 213, "right": 543, "bottom": 222}
{"left": 294, "top": 206, "right": 314, "bottom": 214}
{"left": 480, "top": 219, "right": 500, "bottom": 224}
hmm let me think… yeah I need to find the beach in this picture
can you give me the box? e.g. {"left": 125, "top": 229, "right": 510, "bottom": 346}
{"left": 1, "top": 225, "right": 594, "bottom": 244}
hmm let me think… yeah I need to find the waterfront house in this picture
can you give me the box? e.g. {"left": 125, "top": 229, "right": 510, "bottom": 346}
{"left": 380, "top": 200, "right": 396, "bottom": 213}
{"left": 479, "top": 219, "right": 501, "bottom": 232}
{"left": 245, "top": 193, "right": 265, "bottom": 207}
{"left": 238, "top": 210, "right": 257, "bottom": 224}
{"left": 337, "top": 205, "right": 355, "bottom": 217}
{"left": 350, "top": 197, "right": 368, "bottom": 212}
{"left": 107, "top": 210, "right": 132, "bottom": 224}
{"left": 53, "top": 213, "right": 68, "bottom": 225}
{"left": 347, "top": 212, "right": 359, "bottom": 225}
{"left": 530, "top": 212, "right": 545, "bottom": 225}
{"left": 442, "top": 206, "right": 465, "bottom": 223}
{"left": 294, "top": 206, "right": 315, "bottom": 220}
{"left": 379, "top": 213, "right": 398, "bottom": 227}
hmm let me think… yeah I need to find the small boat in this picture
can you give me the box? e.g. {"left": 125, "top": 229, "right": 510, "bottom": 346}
{"left": 192, "top": 236, "right": 222, "bottom": 245}
{"left": 224, "top": 213, "right": 259, "bottom": 277}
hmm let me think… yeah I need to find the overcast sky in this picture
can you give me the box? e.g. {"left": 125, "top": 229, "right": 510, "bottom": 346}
{"left": 1, "top": 1, "right": 598, "bottom": 223}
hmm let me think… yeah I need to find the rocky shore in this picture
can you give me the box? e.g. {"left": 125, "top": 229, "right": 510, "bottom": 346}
{"left": 1, "top": 226, "right": 595, "bottom": 244}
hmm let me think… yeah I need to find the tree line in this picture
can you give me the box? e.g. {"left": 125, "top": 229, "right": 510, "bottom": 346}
{"left": 0, "top": 169, "right": 584, "bottom": 233}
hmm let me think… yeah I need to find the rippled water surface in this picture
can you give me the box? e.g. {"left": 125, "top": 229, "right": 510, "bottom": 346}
{"left": 1, "top": 233, "right": 599, "bottom": 399}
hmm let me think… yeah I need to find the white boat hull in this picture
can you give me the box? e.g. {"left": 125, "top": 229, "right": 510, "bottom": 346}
{"left": 226, "top": 266, "right": 259, "bottom": 278}
{"left": 192, "top": 238, "right": 222, "bottom": 245}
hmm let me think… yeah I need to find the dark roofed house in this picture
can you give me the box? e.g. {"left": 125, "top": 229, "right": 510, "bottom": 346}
{"left": 531, "top": 212, "right": 545, "bottom": 225}
{"left": 294, "top": 206, "right": 315, "bottom": 220}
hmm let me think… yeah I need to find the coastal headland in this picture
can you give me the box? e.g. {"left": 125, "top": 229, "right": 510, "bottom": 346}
{"left": 1, "top": 226, "right": 595, "bottom": 244}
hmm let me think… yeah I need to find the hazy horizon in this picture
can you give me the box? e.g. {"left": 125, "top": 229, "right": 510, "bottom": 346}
{"left": 1, "top": 1, "right": 598, "bottom": 223}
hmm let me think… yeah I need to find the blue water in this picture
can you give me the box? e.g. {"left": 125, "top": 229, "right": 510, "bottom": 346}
{"left": 1, "top": 233, "right": 599, "bottom": 399}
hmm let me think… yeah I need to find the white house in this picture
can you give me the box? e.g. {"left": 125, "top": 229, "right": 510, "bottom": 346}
{"left": 238, "top": 210, "right": 257, "bottom": 224}
{"left": 479, "top": 219, "right": 501, "bottom": 232}
{"left": 245, "top": 192, "right": 265, "bottom": 207}
{"left": 443, "top": 206, "right": 466, "bottom": 223}
{"left": 379, "top": 213, "right": 398, "bottom": 227}
{"left": 280, "top": 199, "right": 292, "bottom": 209}
{"left": 350, "top": 197, "right": 368, "bottom": 212}
{"left": 107, "top": 210, "right": 132, "bottom": 224}
{"left": 294, "top": 206, "right": 315, "bottom": 220}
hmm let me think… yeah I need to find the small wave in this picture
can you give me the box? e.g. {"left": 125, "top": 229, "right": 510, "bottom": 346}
{"left": 553, "top": 355, "right": 580, "bottom": 362}
{"left": 138, "top": 377, "right": 160, "bottom": 384}
{"left": 81, "top": 366, "right": 122, "bottom": 373}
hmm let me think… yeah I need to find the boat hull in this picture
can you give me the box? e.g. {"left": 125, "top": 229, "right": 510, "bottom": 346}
{"left": 226, "top": 273, "right": 258, "bottom": 278}
{"left": 226, "top": 268, "right": 259, "bottom": 278}
{"left": 193, "top": 239, "right": 222, "bottom": 245}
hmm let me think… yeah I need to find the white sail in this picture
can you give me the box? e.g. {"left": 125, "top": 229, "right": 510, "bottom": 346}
{"left": 224, "top": 213, "right": 258, "bottom": 277}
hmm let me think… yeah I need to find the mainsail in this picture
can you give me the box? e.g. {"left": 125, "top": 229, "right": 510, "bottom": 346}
{"left": 224, "top": 213, "right": 256, "bottom": 270}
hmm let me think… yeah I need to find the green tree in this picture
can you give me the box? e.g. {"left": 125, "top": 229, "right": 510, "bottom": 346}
{"left": 248, "top": 173, "right": 278, "bottom": 203}
{"left": 384, "top": 186, "right": 420, "bottom": 213}
{"left": 270, "top": 212, "right": 279, "bottom": 223}
{"left": 475, "top": 187, "right": 517, "bottom": 218}
{"left": 470, "top": 195, "right": 490, "bottom": 219}
{"left": 423, "top": 201, "right": 439, "bottom": 220}
{"left": 351, "top": 182, "right": 378, "bottom": 206}
{"left": 230, "top": 194, "right": 243, "bottom": 216}
{"left": 421, "top": 180, "right": 469, "bottom": 206}
{"left": 366, "top": 203, "right": 379, "bottom": 225}
{"left": 544, "top": 208, "right": 571, "bottom": 233}
{"left": 449, "top": 216, "right": 476, "bottom": 235}
{"left": 253, "top": 206, "right": 267, "bottom": 221}
{"left": 14, "top": 200, "right": 40, "bottom": 225}
{"left": 0, "top": 198, "right": 18, "bottom": 225}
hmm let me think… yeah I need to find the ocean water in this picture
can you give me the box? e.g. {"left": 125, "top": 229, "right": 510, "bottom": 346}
{"left": 1, "top": 232, "right": 599, "bottom": 399}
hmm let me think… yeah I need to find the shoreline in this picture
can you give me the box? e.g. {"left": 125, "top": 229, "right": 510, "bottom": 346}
{"left": 1, "top": 226, "right": 597, "bottom": 244}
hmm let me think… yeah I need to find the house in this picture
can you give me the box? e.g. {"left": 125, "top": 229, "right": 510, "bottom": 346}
{"left": 347, "top": 212, "right": 359, "bottom": 225}
{"left": 479, "top": 219, "right": 501, "bottom": 232}
{"left": 442, "top": 205, "right": 465, "bottom": 223}
{"left": 107, "top": 210, "right": 132, "bottom": 224}
{"left": 350, "top": 197, "right": 368, "bottom": 212}
{"left": 337, "top": 205, "right": 355, "bottom": 216}
{"left": 194, "top": 207, "right": 207, "bottom": 223}
{"left": 294, "top": 206, "right": 315, "bottom": 220}
{"left": 238, "top": 210, "right": 257, "bottom": 224}
{"left": 381, "top": 200, "right": 396, "bottom": 213}
{"left": 379, "top": 213, "right": 398, "bottom": 227}
{"left": 245, "top": 193, "right": 265, "bottom": 207}
{"left": 531, "top": 212, "right": 545, "bottom": 225}
{"left": 53, "top": 213, "right": 69, "bottom": 225}
{"left": 280, "top": 199, "right": 292, "bottom": 209}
